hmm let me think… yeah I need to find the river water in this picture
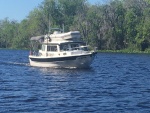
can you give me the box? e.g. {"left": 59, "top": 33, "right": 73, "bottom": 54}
{"left": 0, "top": 50, "right": 150, "bottom": 113}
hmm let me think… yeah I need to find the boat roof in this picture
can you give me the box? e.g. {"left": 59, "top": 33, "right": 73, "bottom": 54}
{"left": 30, "top": 35, "right": 45, "bottom": 41}
{"left": 42, "top": 41, "right": 85, "bottom": 45}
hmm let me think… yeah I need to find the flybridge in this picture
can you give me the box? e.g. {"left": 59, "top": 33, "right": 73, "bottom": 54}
{"left": 49, "top": 31, "right": 81, "bottom": 41}
{"left": 31, "top": 30, "right": 81, "bottom": 43}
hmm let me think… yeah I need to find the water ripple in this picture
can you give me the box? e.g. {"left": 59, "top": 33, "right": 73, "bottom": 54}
{"left": 0, "top": 51, "right": 150, "bottom": 112}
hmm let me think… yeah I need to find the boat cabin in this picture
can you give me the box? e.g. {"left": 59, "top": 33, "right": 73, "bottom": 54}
{"left": 36, "top": 42, "right": 89, "bottom": 57}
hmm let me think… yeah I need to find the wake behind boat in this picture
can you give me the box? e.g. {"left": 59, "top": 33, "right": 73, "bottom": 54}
{"left": 29, "top": 28, "right": 97, "bottom": 68}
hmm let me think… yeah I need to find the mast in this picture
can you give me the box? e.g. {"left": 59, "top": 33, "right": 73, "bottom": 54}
{"left": 48, "top": 14, "right": 51, "bottom": 34}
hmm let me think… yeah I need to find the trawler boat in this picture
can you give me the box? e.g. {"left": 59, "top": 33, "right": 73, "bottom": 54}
{"left": 29, "top": 29, "right": 97, "bottom": 68}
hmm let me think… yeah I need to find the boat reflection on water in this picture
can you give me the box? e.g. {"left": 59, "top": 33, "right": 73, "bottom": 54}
{"left": 37, "top": 66, "right": 96, "bottom": 77}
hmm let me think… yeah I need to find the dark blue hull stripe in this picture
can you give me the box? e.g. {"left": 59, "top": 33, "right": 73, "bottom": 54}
{"left": 30, "top": 54, "right": 94, "bottom": 62}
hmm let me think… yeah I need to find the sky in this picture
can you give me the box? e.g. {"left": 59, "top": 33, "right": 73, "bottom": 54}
{"left": 0, "top": 0, "right": 100, "bottom": 22}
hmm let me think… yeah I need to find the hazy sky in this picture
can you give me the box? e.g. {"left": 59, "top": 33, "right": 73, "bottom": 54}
{"left": 0, "top": 0, "right": 100, "bottom": 22}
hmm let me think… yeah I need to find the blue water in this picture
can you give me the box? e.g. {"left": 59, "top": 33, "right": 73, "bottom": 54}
{"left": 0, "top": 50, "right": 150, "bottom": 113}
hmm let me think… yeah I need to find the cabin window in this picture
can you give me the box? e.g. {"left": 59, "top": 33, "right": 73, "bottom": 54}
{"left": 47, "top": 45, "right": 57, "bottom": 52}
{"left": 71, "top": 43, "right": 79, "bottom": 50}
{"left": 60, "top": 44, "right": 69, "bottom": 51}
{"left": 71, "top": 44, "right": 79, "bottom": 48}
{"left": 81, "top": 47, "right": 88, "bottom": 51}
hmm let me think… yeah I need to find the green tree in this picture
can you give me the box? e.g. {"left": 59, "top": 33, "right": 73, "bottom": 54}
{"left": 0, "top": 18, "right": 19, "bottom": 48}
{"left": 12, "top": 19, "right": 30, "bottom": 49}
{"left": 135, "top": 0, "right": 150, "bottom": 50}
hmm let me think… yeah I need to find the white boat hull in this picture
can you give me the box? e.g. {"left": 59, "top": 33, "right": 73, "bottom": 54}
{"left": 29, "top": 53, "right": 96, "bottom": 68}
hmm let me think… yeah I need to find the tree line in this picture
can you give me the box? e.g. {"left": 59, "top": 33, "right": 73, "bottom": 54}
{"left": 0, "top": 0, "right": 150, "bottom": 51}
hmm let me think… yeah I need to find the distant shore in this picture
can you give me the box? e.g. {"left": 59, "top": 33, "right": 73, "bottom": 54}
{"left": 97, "top": 49, "right": 150, "bottom": 54}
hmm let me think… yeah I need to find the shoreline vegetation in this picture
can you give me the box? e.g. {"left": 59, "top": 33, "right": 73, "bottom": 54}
{"left": 98, "top": 50, "right": 150, "bottom": 54}
{"left": 0, "top": 0, "right": 150, "bottom": 52}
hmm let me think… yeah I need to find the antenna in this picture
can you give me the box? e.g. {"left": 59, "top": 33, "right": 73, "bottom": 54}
{"left": 62, "top": 23, "right": 64, "bottom": 33}
{"left": 48, "top": 14, "right": 51, "bottom": 34}
{"left": 48, "top": 19, "right": 51, "bottom": 34}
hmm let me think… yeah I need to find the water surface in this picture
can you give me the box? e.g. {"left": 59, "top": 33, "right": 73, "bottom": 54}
{"left": 0, "top": 50, "right": 150, "bottom": 113}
